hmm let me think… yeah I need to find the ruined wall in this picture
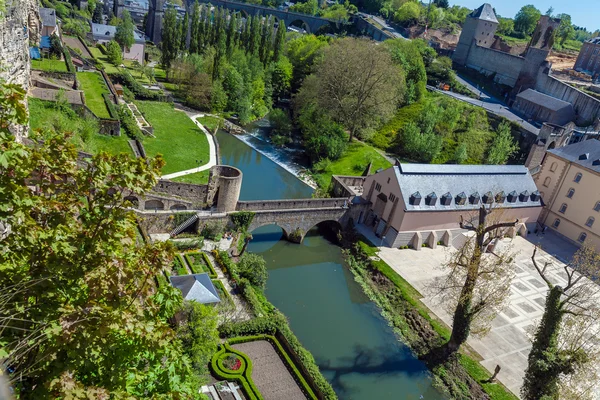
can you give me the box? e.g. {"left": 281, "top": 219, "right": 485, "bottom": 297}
{"left": 465, "top": 46, "right": 524, "bottom": 87}
{"left": 151, "top": 180, "right": 209, "bottom": 206}
{"left": 1, "top": 0, "right": 39, "bottom": 140}
{"left": 535, "top": 72, "right": 600, "bottom": 125}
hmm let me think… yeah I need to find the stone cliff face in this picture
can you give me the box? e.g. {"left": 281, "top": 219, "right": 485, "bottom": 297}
{"left": 0, "top": 0, "right": 39, "bottom": 139}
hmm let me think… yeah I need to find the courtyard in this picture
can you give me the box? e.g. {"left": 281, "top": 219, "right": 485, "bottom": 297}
{"left": 374, "top": 230, "right": 596, "bottom": 397}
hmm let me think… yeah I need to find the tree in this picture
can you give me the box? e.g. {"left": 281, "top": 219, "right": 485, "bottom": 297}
{"left": 273, "top": 21, "right": 286, "bottom": 62}
{"left": 298, "top": 103, "right": 348, "bottom": 162}
{"left": 115, "top": 9, "right": 134, "bottom": 51}
{"left": 270, "top": 56, "right": 293, "bottom": 100}
{"left": 189, "top": 1, "right": 200, "bottom": 54}
{"left": 522, "top": 246, "right": 600, "bottom": 400}
{"left": 497, "top": 17, "right": 514, "bottom": 35}
{"left": 384, "top": 38, "right": 427, "bottom": 104}
{"left": 161, "top": 7, "right": 180, "bottom": 68}
{"left": 237, "top": 253, "right": 268, "bottom": 290}
{"left": 260, "top": 16, "right": 274, "bottom": 65}
{"left": 179, "top": 11, "right": 189, "bottom": 51}
{"left": 556, "top": 13, "right": 575, "bottom": 45}
{"left": 398, "top": 121, "right": 442, "bottom": 162}
{"left": 0, "top": 84, "right": 203, "bottom": 397}
{"left": 394, "top": 2, "right": 421, "bottom": 26}
{"left": 429, "top": 207, "right": 518, "bottom": 360}
{"left": 433, "top": 0, "right": 448, "bottom": 9}
{"left": 514, "top": 5, "right": 541, "bottom": 35}
{"left": 49, "top": 34, "right": 63, "bottom": 58}
{"left": 486, "top": 121, "right": 518, "bottom": 164}
{"left": 297, "top": 37, "right": 405, "bottom": 141}
{"left": 106, "top": 39, "right": 123, "bottom": 65}
{"left": 177, "top": 301, "right": 219, "bottom": 377}
{"left": 92, "top": 2, "right": 103, "bottom": 23}
{"left": 226, "top": 11, "right": 239, "bottom": 58}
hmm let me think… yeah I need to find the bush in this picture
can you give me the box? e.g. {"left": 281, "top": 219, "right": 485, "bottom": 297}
{"left": 115, "top": 70, "right": 165, "bottom": 101}
{"left": 237, "top": 253, "right": 268, "bottom": 290}
{"left": 230, "top": 211, "right": 255, "bottom": 232}
{"left": 201, "top": 220, "right": 226, "bottom": 241}
{"left": 106, "top": 40, "right": 123, "bottom": 66}
{"left": 63, "top": 47, "right": 76, "bottom": 73}
{"left": 170, "top": 238, "right": 203, "bottom": 251}
{"left": 102, "top": 93, "right": 119, "bottom": 120}
{"left": 172, "top": 254, "right": 188, "bottom": 275}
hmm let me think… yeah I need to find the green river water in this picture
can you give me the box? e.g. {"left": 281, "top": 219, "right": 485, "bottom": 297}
{"left": 217, "top": 130, "right": 444, "bottom": 400}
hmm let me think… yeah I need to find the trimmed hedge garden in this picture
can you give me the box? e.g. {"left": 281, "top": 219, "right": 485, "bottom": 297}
{"left": 173, "top": 254, "right": 189, "bottom": 276}
{"left": 212, "top": 279, "right": 233, "bottom": 306}
{"left": 185, "top": 252, "right": 217, "bottom": 278}
{"left": 211, "top": 343, "right": 262, "bottom": 400}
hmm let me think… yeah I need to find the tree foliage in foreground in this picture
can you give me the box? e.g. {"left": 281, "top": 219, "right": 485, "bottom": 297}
{"left": 237, "top": 253, "right": 268, "bottom": 290}
{"left": 0, "top": 84, "right": 205, "bottom": 398}
{"left": 522, "top": 246, "right": 600, "bottom": 400}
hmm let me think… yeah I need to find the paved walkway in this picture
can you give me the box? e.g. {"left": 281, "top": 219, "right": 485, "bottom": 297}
{"left": 161, "top": 113, "right": 217, "bottom": 180}
{"left": 376, "top": 236, "right": 598, "bottom": 397}
{"left": 232, "top": 341, "right": 306, "bottom": 400}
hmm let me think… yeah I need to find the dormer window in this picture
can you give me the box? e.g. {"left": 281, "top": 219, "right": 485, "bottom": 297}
{"left": 441, "top": 192, "right": 452, "bottom": 206}
{"left": 507, "top": 191, "right": 518, "bottom": 203}
{"left": 409, "top": 191, "right": 422, "bottom": 206}
{"left": 469, "top": 192, "right": 480, "bottom": 205}
{"left": 455, "top": 192, "right": 466, "bottom": 205}
{"left": 530, "top": 191, "right": 541, "bottom": 202}
{"left": 495, "top": 191, "right": 506, "bottom": 203}
{"left": 579, "top": 153, "right": 590, "bottom": 160}
{"left": 425, "top": 192, "right": 438, "bottom": 206}
{"left": 482, "top": 191, "right": 494, "bottom": 204}
{"left": 519, "top": 190, "right": 529, "bottom": 202}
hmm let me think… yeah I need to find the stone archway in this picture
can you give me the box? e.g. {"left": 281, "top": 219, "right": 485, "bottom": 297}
{"left": 145, "top": 199, "right": 165, "bottom": 210}
{"left": 170, "top": 204, "right": 188, "bottom": 211}
{"left": 124, "top": 195, "right": 139, "bottom": 208}
{"left": 288, "top": 19, "right": 311, "bottom": 33}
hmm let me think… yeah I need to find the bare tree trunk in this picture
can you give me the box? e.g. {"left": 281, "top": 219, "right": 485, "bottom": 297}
{"left": 238, "top": 234, "right": 252, "bottom": 256}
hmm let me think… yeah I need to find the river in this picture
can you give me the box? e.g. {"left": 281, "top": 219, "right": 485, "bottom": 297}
{"left": 217, "top": 129, "right": 444, "bottom": 400}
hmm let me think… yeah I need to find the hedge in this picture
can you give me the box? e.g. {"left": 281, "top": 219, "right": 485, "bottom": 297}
{"left": 102, "top": 93, "right": 119, "bottom": 120}
{"left": 173, "top": 254, "right": 189, "bottom": 275}
{"left": 210, "top": 344, "right": 262, "bottom": 400}
{"left": 114, "top": 70, "right": 166, "bottom": 101}
{"left": 63, "top": 46, "right": 76, "bottom": 73}
{"left": 212, "top": 279, "right": 233, "bottom": 305}
{"left": 185, "top": 252, "right": 217, "bottom": 278}
{"left": 118, "top": 104, "right": 143, "bottom": 140}
{"left": 212, "top": 250, "right": 237, "bottom": 279}
{"left": 228, "top": 335, "right": 318, "bottom": 400}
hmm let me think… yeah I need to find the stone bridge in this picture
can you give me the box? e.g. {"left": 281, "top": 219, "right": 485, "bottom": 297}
{"left": 192, "top": 0, "right": 344, "bottom": 33}
{"left": 237, "top": 198, "right": 353, "bottom": 242}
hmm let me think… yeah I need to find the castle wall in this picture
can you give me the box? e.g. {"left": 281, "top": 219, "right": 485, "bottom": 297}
{"left": 465, "top": 45, "right": 524, "bottom": 87}
{"left": 535, "top": 72, "right": 600, "bottom": 125}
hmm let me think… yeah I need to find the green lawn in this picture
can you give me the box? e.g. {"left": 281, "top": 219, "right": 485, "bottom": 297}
{"left": 28, "top": 97, "right": 131, "bottom": 156}
{"left": 313, "top": 141, "right": 392, "bottom": 189}
{"left": 136, "top": 101, "right": 210, "bottom": 175}
{"left": 31, "top": 57, "right": 68, "bottom": 72}
{"left": 77, "top": 72, "right": 112, "bottom": 119}
{"left": 196, "top": 115, "right": 222, "bottom": 132}
{"left": 171, "top": 170, "right": 211, "bottom": 184}
{"left": 88, "top": 46, "right": 120, "bottom": 74}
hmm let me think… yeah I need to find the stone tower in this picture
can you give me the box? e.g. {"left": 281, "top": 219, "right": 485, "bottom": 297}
{"left": 145, "top": 0, "right": 165, "bottom": 44}
{"left": 525, "top": 122, "right": 574, "bottom": 171}
{"left": 512, "top": 16, "right": 560, "bottom": 95}
{"left": 453, "top": 3, "right": 498, "bottom": 66}
{"left": 207, "top": 166, "right": 243, "bottom": 213}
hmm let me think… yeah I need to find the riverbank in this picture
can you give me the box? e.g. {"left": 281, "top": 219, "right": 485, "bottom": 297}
{"left": 347, "top": 239, "right": 518, "bottom": 400}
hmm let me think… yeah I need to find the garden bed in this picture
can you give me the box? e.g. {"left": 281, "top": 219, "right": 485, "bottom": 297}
{"left": 212, "top": 279, "right": 233, "bottom": 306}
{"left": 172, "top": 253, "right": 189, "bottom": 276}
{"left": 184, "top": 252, "right": 217, "bottom": 278}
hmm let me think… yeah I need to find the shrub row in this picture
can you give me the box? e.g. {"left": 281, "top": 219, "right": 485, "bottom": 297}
{"left": 102, "top": 93, "right": 119, "bottom": 120}
{"left": 173, "top": 254, "right": 188, "bottom": 275}
{"left": 63, "top": 47, "right": 76, "bottom": 73}
{"left": 228, "top": 335, "right": 318, "bottom": 400}
{"left": 118, "top": 104, "right": 143, "bottom": 140}
{"left": 170, "top": 239, "right": 203, "bottom": 251}
{"left": 210, "top": 344, "right": 262, "bottom": 400}
{"left": 212, "top": 250, "right": 237, "bottom": 279}
{"left": 212, "top": 279, "right": 233, "bottom": 305}
{"left": 114, "top": 71, "right": 166, "bottom": 101}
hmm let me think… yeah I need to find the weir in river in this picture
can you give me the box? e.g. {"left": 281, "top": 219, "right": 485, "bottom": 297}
{"left": 217, "top": 128, "right": 445, "bottom": 400}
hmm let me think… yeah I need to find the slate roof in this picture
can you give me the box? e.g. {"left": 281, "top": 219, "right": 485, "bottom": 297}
{"left": 469, "top": 3, "right": 498, "bottom": 23}
{"left": 91, "top": 23, "right": 145, "bottom": 43}
{"left": 393, "top": 164, "right": 541, "bottom": 212}
{"left": 548, "top": 139, "right": 600, "bottom": 173}
{"left": 587, "top": 37, "right": 600, "bottom": 45}
{"left": 516, "top": 89, "right": 574, "bottom": 112}
{"left": 39, "top": 7, "right": 57, "bottom": 27}
{"left": 170, "top": 273, "right": 221, "bottom": 304}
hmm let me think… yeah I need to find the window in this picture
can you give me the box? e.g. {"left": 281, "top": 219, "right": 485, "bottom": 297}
{"left": 567, "top": 188, "right": 575, "bottom": 198}
{"left": 578, "top": 232, "right": 587, "bottom": 243}
{"left": 553, "top": 219, "right": 561, "bottom": 228}
{"left": 550, "top": 162, "right": 558, "bottom": 172}
{"left": 543, "top": 177, "right": 551, "bottom": 187}
{"left": 389, "top": 193, "right": 396, "bottom": 202}
{"left": 574, "top": 173, "right": 582, "bottom": 183}
{"left": 586, "top": 217, "right": 595, "bottom": 227}
{"left": 594, "top": 201, "right": 600, "bottom": 212}
{"left": 387, "top": 177, "right": 390, "bottom": 184}
{"left": 559, "top": 203, "right": 568, "bottom": 214}
{"left": 375, "top": 183, "right": 381, "bottom": 192}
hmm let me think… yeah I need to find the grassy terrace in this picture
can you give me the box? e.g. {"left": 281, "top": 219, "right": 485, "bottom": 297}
{"left": 136, "top": 101, "right": 210, "bottom": 175}
{"left": 77, "top": 72, "right": 112, "bottom": 119}
{"left": 312, "top": 141, "right": 392, "bottom": 188}
{"left": 28, "top": 98, "right": 131, "bottom": 156}
{"left": 171, "top": 170, "right": 211, "bottom": 185}
{"left": 31, "top": 57, "right": 68, "bottom": 72}
{"left": 88, "top": 46, "right": 119, "bottom": 74}
{"left": 196, "top": 115, "right": 222, "bottom": 132}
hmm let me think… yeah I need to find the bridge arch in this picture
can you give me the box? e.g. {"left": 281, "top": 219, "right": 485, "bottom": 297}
{"left": 288, "top": 19, "right": 311, "bottom": 34}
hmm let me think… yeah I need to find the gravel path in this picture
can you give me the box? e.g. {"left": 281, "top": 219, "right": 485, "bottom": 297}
{"left": 232, "top": 341, "right": 306, "bottom": 400}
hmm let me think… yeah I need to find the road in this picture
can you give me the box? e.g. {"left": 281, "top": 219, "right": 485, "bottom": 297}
{"left": 358, "top": 12, "right": 407, "bottom": 39}
{"left": 427, "top": 85, "right": 540, "bottom": 135}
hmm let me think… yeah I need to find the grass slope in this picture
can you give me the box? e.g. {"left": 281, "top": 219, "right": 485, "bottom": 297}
{"left": 88, "top": 46, "right": 119, "bottom": 74}
{"left": 31, "top": 58, "right": 68, "bottom": 72}
{"left": 76, "top": 71, "right": 111, "bottom": 119}
{"left": 28, "top": 97, "right": 131, "bottom": 156}
{"left": 136, "top": 101, "right": 210, "bottom": 175}
{"left": 171, "top": 170, "right": 211, "bottom": 185}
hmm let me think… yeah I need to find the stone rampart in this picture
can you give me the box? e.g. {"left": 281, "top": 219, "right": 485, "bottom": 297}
{"left": 331, "top": 175, "right": 366, "bottom": 198}
{"left": 535, "top": 72, "right": 600, "bottom": 125}
{"left": 465, "top": 45, "right": 524, "bottom": 87}
{"left": 152, "top": 180, "right": 209, "bottom": 206}
{"left": 237, "top": 198, "right": 348, "bottom": 211}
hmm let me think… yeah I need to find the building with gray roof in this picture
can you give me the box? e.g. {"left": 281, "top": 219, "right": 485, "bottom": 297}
{"left": 89, "top": 22, "right": 146, "bottom": 63}
{"left": 513, "top": 89, "right": 575, "bottom": 126}
{"left": 170, "top": 273, "right": 221, "bottom": 304}
{"left": 360, "top": 163, "right": 542, "bottom": 248}
{"left": 39, "top": 7, "right": 58, "bottom": 37}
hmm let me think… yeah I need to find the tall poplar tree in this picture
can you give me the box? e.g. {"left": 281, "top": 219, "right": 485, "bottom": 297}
{"left": 189, "top": 1, "right": 200, "bottom": 54}
{"left": 161, "top": 7, "right": 179, "bottom": 68}
{"left": 249, "top": 15, "right": 261, "bottom": 56}
{"left": 180, "top": 11, "right": 189, "bottom": 52}
{"left": 226, "top": 11, "right": 238, "bottom": 58}
{"left": 273, "top": 21, "right": 286, "bottom": 62}
{"left": 260, "top": 16, "right": 274, "bottom": 65}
